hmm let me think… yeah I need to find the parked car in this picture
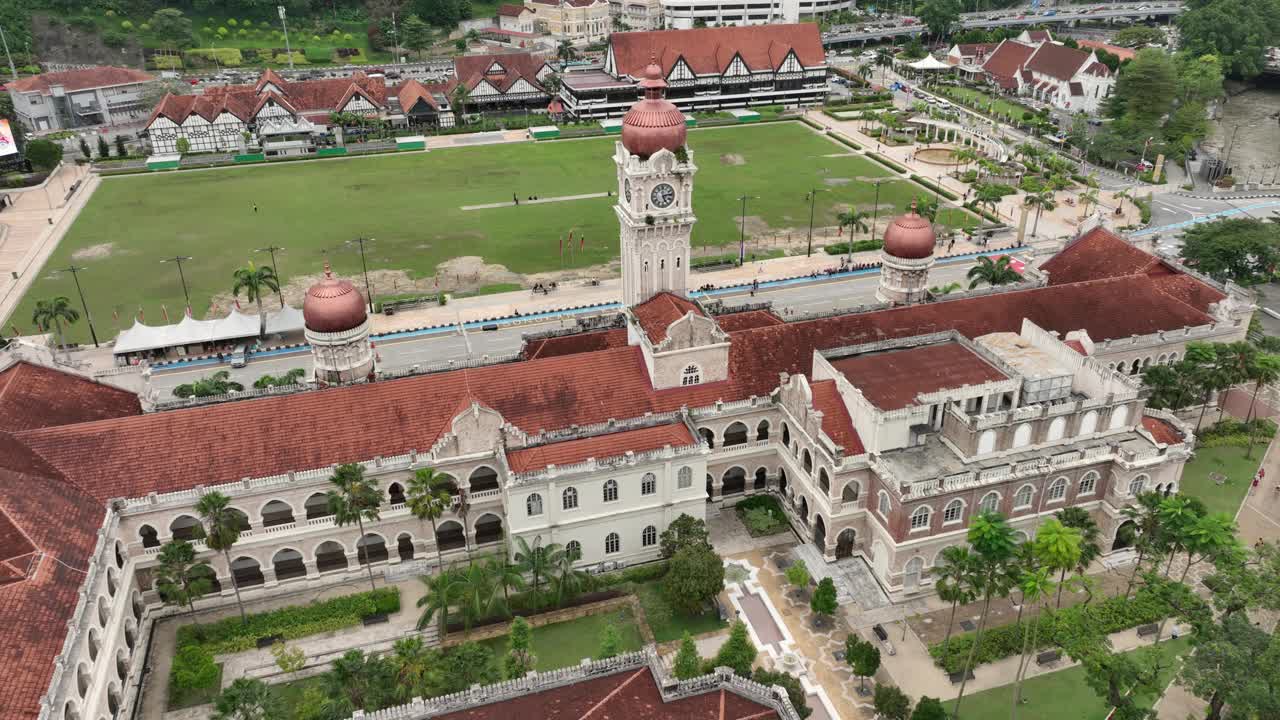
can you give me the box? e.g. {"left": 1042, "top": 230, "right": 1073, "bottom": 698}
{"left": 230, "top": 345, "right": 248, "bottom": 368}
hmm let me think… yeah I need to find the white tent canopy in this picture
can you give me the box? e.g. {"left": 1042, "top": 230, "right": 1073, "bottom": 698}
{"left": 113, "top": 306, "right": 305, "bottom": 356}
{"left": 907, "top": 55, "right": 952, "bottom": 71}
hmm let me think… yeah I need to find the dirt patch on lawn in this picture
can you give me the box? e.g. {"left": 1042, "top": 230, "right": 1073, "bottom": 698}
{"left": 71, "top": 242, "right": 115, "bottom": 261}
{"left": 720, "top": 153, "right": 746, "bottom": 166}
{"left": 824, "top": 177, "right": 852, "bottom": 186}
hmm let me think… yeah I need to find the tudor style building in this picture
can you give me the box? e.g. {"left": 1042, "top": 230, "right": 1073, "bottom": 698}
{"left": 4, "top": 71, "right": 1257, "bottom": 720}
{"left": 559, "top": 25, "right": 829, "bottom": 120}
{"left": 447, "top": 52, "right": 555, "bottom": 114}
{"left": 978, "top": 31, "right": 1115, "bottom": 114}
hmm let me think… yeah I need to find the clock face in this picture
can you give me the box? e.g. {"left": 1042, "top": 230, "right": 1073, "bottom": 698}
{"left": 624, "top": 178, "right": 631, "bottom": 204}
{"left": 651, "top": 183, "right": 675, "bottom": 209}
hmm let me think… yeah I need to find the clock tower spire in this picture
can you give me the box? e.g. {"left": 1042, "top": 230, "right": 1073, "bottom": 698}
{"left": 614, "top": 58, "right": 697, "bottom": 307}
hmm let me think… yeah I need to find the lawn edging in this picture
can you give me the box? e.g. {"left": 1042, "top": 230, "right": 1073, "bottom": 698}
{"left": 909, "top": 174, "right": 961, "bottom": 201}
{"left": 865, "top": 152, "right": 908, "bottom": 173}
{"left": 442, "top": 593, "right": 643, "bottom": 646}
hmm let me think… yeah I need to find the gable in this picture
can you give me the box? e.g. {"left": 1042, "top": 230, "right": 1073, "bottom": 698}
{"left": 778, "top": 50, "right": 802, "bottom": 73}
{"left": 668, "top": 57, "right": 694, "bottom": 81}
{"left": 486, "top": 61, "right": 507, "bottom": 74}
{"left": 507, "top": 77, "right": 538, "bottom": 94}
{"left": 470, "top": 78, "right": 499, "bottom": 96}
{"left": 724, "top": 54, "right": 750, "bottom": 76}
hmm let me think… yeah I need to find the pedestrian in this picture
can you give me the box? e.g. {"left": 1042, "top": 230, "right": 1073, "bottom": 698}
{"left": 252, "top": 202, "right": 258, "bottom": 213}
{"left": 1252, "top": 474, "right": 1260, "bottom": 495}
{"left": 513, "top": 193, "right": 519, "bottom": 205}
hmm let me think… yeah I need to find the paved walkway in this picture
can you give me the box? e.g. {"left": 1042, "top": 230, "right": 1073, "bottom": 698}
{"left": 461, "top": 192, "right": 608, "bottom": 211}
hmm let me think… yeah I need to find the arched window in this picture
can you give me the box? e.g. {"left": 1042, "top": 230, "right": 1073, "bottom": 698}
{"left": 1109, "top": 404, "right": 1130, "bottom": 430}
{"left": 1079, "top": 471, "right": 1098, "bottom": 496}
{"left": 818, "top": 468, "right": 830, "bottom": 494}
{"left": 526, "top": 493, "right": 543, "bottom": 516}
{"left": 878, "top": 491, "right": 891, "bottom": 517}
{"left": 756, "top": 420, "right": 770, "bottom": 441}
{"left": 562, "top": 487, "right": 579, "bottom": 510}
{"left": 723, "top": 422, "right": 748, "bottom": 447}
{"left": 910, "top": 506, "right": 931, "bottom": 531}
{"left": 980, "top": 492, "right": 1000, "bottom": 513}
{"left": 1129, "top": 474, "right": 1147, "bottom": 496}
{"left": 677, "top": 467, "right": 692, "bottom": 489}
{"left": 977, "top": 429, "right": 997, "bottom": 454}
{"left": 1014, "top": 484, "right": 1034, "bottom": 509}
{"left": 1012, "top": 423, "right": 1033, "bottom": 448}
{"left": 782, "top": 423, "right": 791, "bottom": 446}
{"left": 1047, "top": 477, "right": 1068, "bottom": 503}
{"left": 681, "top": 364, "right": 701, "bottom": 386}
{"left": 802, "top": 449, "right": 813, "bottom": 474}
{"left": 566, "top": 540, "right": 582, "bottom": 560}
{"left": 1080, "top": 410, "right": 1099, "bottom": 435}
{"left": 605, "top": 532, "right": 620, "bottom": 554}
{"left": 641, "top": 472, "right": 657, "bottom": 496}
{"left": 943, "top": 499, "right": 964, "bottom": 524}
{"left": 642, "top": 525, "right": 657, "bottom": 547}
{"left": 698, "top": 427, "right": 715, "bottom": 449}
{"left": 603, "top": 479, "right": 619, "bottom": 503}
{"left": 1046, "top": 416, "right": 1067, "bottom": 442}
{"left": 139, "top": 524, "right": 159, "bottom": 549}
{"left": 841, "top": 482, "right": 860, "bottom": 503}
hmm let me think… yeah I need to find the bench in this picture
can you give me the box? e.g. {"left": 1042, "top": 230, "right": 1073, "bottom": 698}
{"left": 1137, "top": 623, "right": 1159, "bottom": 638}
{"left": 1035, "top": 650, "right": 1061, "bottom": 666}
{"left": 362, "top": 613, "right": 389, "bottom": 626}
{"left": 949, "top": 670, "right": 975, "bottom": 684}
{"left": 255, "top": 634, "right": 284, "bottom": 649}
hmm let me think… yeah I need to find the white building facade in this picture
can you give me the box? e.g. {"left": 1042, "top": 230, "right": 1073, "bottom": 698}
{"left": 661, "top": 0, "right": 853, "bottom": 28}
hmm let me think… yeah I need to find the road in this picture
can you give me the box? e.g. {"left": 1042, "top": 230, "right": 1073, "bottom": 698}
{"left": 148, "top": 261, "right": 982, "bottom": 398}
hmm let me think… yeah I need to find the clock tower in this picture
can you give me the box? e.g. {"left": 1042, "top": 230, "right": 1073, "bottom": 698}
{"left": 614, "top": 60, "right": 698, "bottom": 307}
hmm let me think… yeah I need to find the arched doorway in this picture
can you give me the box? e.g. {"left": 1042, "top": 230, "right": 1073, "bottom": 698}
{"left": 798, "top": 496, "right": 809, "bottom": 524}
{"left": 778, "top": 468, "right": 787, "bottom": 496}
{"left": 836, "top": 529, "right": 856, "bottom": 559}
{"left": 226, "top": 507, "right": 251, "bottom": 531}
{"left": 706, "top": 474, "right": 714, "bottom": 499}
{"left": 272, "top": 549, "right": 306, "bottom": 581}
{"left": 388, "top": 482, "right": 407, "bottom": 505}
{"left": 813, "top": 514, "right": 826, "bottom": 551}
{"left": 397, "top": 533, "right": 415, "bottom": 561}
{"left": 231, "top": 556, "right": 264, "bottom": 587}
{"left": 315, "top": 541, "right": 348, "bottom": 573}
{"left": 871, "top": 540, "right": 889, "bottom": 579}
{"left": 782, "top": 423, "right": 790, "bottom": 446}
{"left": 721, "top": 467, "right": 746, "bottom": 496}
{"left": 191, "top": 563, "right": 221, "bottom": 593}
{"left": 261, "top": 500, "right": 295, "bottom": 528}
{"left": 357, "top": 534, "right": 388, "bottom": 565}
{"left": 475, "top": 514, "right": 503, "bottom": 545}
{"left": 139, "top": 524, "right": 159, "bottom": 549}
{"left": 699, "top": 427, "right": 716, "bottom": 449}
{"left": 756, "top": 420, "right": 770, "bottom": 441}
{"left": 436, "top": 520, "right": 465, "bottom": 551}
{"left": 1112, "top": 520, "right": 1138, "bottom": 551}
{"left": 903, "top": 556, "right": 924, "bottom": 591}
{"left": 841, "top": 482, "right": 860, "bottom": 504}
{"left": 753, "top": 467, "right": 767, "bottom": 490}
{"left": 723, "top": 422, "right": 748, "bottom": 447}
{"left": 169, "top": 515, "right": 202, "bottom": 541}
{"left": 818, "top": 468, "right": 831, "bottom": 494}
{"left": 802, "top": 449, "right": 813, "bottom": 474}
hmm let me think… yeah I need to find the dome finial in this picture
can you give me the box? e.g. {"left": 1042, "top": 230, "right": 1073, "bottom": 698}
{"left": 323, "top": 260, "right": 333, "bottom": 279}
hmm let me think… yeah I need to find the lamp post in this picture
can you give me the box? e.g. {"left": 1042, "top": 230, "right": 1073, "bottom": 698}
{"left": 255, "top": 245, "right": 286, "bottom": 308}
{"left": 277, "top": 6, "right": 294, "bottom": 70}
{"left": 736, "top": 194, "right": 758, "bottom": 264}
{"left": 346, "top": 237, "right": 376, "bottom": 313}
{"left": 50, "top": 265, "right": 99, "bottom": 348}
{"left": 160, "top": 255, "right": 193, "bottom": 313}
{"left": 0, "top": 23, "right": 16, "bottom": 82}
{"left": 805, "top": 188, "right": 828, "bottom": 258}
{"left": 870, "top": 180, "right": 884, "bottom": 243}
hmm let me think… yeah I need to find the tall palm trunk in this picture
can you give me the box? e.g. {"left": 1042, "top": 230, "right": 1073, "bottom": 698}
{"left": 1032, "top": 204, "right": 1043, "bottom": 236}
{"left": 1055, "top": 568, "right": 1067, "bottom": 609}
{"left": 1012, "top": 602, "right": 1045, "bottom": 718}
{"left": 1246, "top": 381, "right": 1262, "bottom": 423}
{"left": 430, "top": 516, "right": 444, "bottom": 572}
{"left": 357, "top": 516, "right": 377, "bottom": 592}
{"left": 1123, "top": 543, "right": 1148, "bottom": 600}
{"left": 256, "top": 295, "right": 266, "bottom": 339}
{"left": 1196, "top": 388, "right": 1213, "bottom": 432}
{"left": 953, "top": 592, "right": 992, "bottom": 718}
{"left": 223, "top": 549, "right": 247, "bottom": 623}
{"left": 53, "top": 318, "right": 68, "bottom": 361}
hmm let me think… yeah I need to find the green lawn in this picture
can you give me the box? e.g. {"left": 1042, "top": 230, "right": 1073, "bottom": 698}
{"left": 167, "top": 663, "right": 224, "bottom": 711}
{"left": 15, "top": 122, "right": 978, "bottom": 344}
{"left": 959, "top": 637, "right": 1192, "bottom": 720}
{"left": 632, "top": 579, "right": 728, "bottom": 643}
{"left": 478, "top": 606, "right": 644, "bottom": 671}
{"left": 938, "top": 86, "right": 1034, "bottom": 123}
{"left": 1178, "top": 444, "right": 1263, "bottom": 517}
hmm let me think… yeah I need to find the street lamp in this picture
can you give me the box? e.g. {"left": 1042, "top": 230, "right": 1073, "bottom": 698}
{"left": 48, "top": 265, "right": 99, "bottom": 348}
{"left": 870, "top": 180, "right": 884, "bottom": 243}
{"left": 160, "top": 255, "right": 193, "bottom": 313}
{"left": 345, "top": 237, "right": 376, "bottom": 313}
{"left": 277, "top": 5, "right": 294, "bottom": 71}
{"left": 736, "top": 194, "right": 759, "bottom": 264}
{"left": 255, "top": 245, "right": 286, "bottom": 308}
{"left": 805, "top": 188, "right": 828, "bottom": 258}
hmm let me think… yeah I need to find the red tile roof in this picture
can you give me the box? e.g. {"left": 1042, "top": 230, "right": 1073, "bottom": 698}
{"left": 149, "top": 70, "right": 387, "bottom": 126}
{"left": 982, "top": 40, "right": 1037, "bottom": 88}
{"left": 522, "top": 329, "right": 630, "bottom": 360}
{"left": 714, "top": 310, "right": 784, "bottom": 333}
{"left": 810, "top": 380, "right": 864, "bottom": 454}
{"left": 1077, "top": 40, "right": 1135, "bottom": 61}
{"left": 506, "top": 422, "right": 695, "bottom": 472}
{"left": 434, "top": 666, "right": 778, "bottom": 720}
{"left": 1064, "top": 339, "right": 1088, "bottom": 356}
{"left": 0, "top": 361, "right": 141, "bottom": 432}
{"left": 396, "top": 78, "right": 449, "bottom": 112}
{"left": 1025, "top": 42, "right": 1095, "bottom": 81}
{"left": 1024, "top": 30, "right": 1053, "bottom": 43}
{"left": 497, "top": 3, "right": 529, "bottom": 15}
{"left": 829, "top": 342, "right": 1008, "bottom": 410}
{"left": 8, "top": 66, "right": 153, "bottom": 94}
{"left": 632, "top": 292, "right": 705, "bottom": 345}
{"left": 1142, "top": 416, "right": 1183, "bottom": 446}
{"left": 610, "top": 24, "right": 824, "bottom": 78}
{"left": 453, "top": 52, "right": 550, "bottom": 94}
{"left": 1148, "top": 271, "right": 1226, "bottom": 313}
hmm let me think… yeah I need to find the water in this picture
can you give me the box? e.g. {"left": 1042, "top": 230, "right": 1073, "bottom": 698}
{"left": 1203, "top": 84, "right": 1280, "bottom": 182}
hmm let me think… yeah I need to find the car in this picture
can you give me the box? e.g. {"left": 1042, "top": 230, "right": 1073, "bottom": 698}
{"left": 1136, "top": 160, "right": 1154, "bottom": 172}
{"left": 230, "top": 345, "right": 248, "bottom": 368}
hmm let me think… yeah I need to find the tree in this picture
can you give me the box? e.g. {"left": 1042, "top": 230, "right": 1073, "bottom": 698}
{"left": 911, "top": 697, "right": 947, "bottom": 720}
{"left": 597, "top": 622, "right": 621, "bottom": 659}
{"left": 450, "top": 84, "right": 471, "bottom": 115}
{"left": 872, "top": 683, "right": 912, "bottom": 720}
{"left": 270, "top": 642, "right": 306, "bottom": 675}
{"left": 712, "top": 620, "right": 757, "bottom": 677}
{"left": 154, "top": 539, "right": 214, "bottom": 621}
{"left": 437, "top": 642, "right": 498, "bottom": 693}
{"left": 1055, "top": 507, "right": 1102, "bottom": 591}
{"left": 660, "top": 514, "right": 709, "bottom": 558}
{"left": 966, "top": 255, "right": 1020, "bottom": 289}
{"left": 195, "top": 491, "right": 248, "bottom": 623}
{"left": 115, "top": 135, "right": 128, "bottom": 157}
{"left": 23, "top": 139, "right": 62, "bottom": 171}
{"left": 327, "top": 463, "right": 384, "bottom": 592}
{"left": 1180, "top": 611, "right": 1279, "bottom": 720}
{"left": 1078, "top": 186, "right": 1100, "bottom": 218}
{"left": 785, "top": 559, "right": 810, "bottom": 597}
{"left": 845, "top": 634, "right": 880, "bottom": 693}
{"left": 1177, "top": 52, "right": 1225, "bottom": 105}
{"left": 389, "top": 636, "right": 436, "bottom": 703}
{"left": 1180, "top": 218, "right": 1280, "bottom": 285}
{"left": 176, "top": 137, "right": 190, "bottom": 154}
{"left": 400, "top": 14, "right": 432, "bottom": 58}
{"left": 513, "top": 536, "right": 558, "bottom": 608}
{"left": 231, "top": 262, "right": 281, "bottom": 339}
{"left": 1010, "top": 567, "right": 1055, "bottom": 717}
{"left": 951, "top": 512, "right": 1017, "bottom": 718}
{"left": 451, "top": 560, "right": 501, "bottom": 630}
{"left": 1113, "top": 48, "right": 1178, "bottom": 127}
{"left": 1243, "top": 351, "right": 1280, "bottom": 424}
{"left": 810, "top": 577, "right": 838, "bottom": 625}
{"left": 405, "top": 467, "right": 454, "bottom": 571}
{"left": 753, "top": 669, "right": 813, "bottom": 719}
{"left": 837, "top": 209, "right": 872, "bottom": 237}
{"left": 323, "top": 649, "right": 392, "bottom": 714}
{"left": 1112, "top": 25, "right": 1167, "bottom": 48}
{"left": 918, "top": 0, "right": 960, "bottom": 41}
{"left": 416, "top": 567, "right": 457, "bottom": 635}
{"left": 548, "top": 544, "right": 588, "bottom": 607}
{"left": 674, "top": 632, "right": 702, "bottom": 679}
{"left": 1202, "top": 541, "right": 1280, "bottom": 620}
{"left": 933, "top": 546, "right": 977, "bottom": 659}
{"left": 173, "top": 370, "right": 244, "bottom": 398}
{"left": 973, "top": 183, "right": 1005, "bottom": 218}
{"left": 665, "top": 541, "right": 725, "bottom": 615}
{"left": 503, "top": 616, "right": 536, "bottom": 678}
{"left": 1057, "top": 612, "right": 1175, "bottom": 720}
{"left": 149, "top": 8, "right": 195, "bottom": 48}
{"left": 79, "top": 137, "right": 91, "bottom": 160}
{"left": 1023, "top": 190, "right": 1056, "bottom": 238}
{"left": 213, "top": 677, "right": 284, "bottom": 720}
{"left": 557, "top": 39, "right": 578, "bottom": 63}
{"left": 1033, "top": 519, "right": 1082, "bottom": 609}
{"left": 875, "top": 48, "right": 894, "bottom": 85}
{"left": 1177, "top": 0, "right": 1280, "bottom": 78}
{"left": 31, "top": 296, "right": 79, "bottom": 360}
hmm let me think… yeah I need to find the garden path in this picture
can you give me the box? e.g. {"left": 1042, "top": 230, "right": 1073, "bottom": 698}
{"left": 461, "top": 192, "right": 609, "bottom": 211}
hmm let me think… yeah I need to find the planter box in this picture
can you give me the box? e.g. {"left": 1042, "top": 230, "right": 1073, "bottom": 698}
{"left": 530, "top": 125, "right": 560, "bottom": 140}
{"left": 395, "top": 136, "right": 427, "bottom": 151}
{"left": 316, "top": 147, "right": 348, "bottom": 158}
{"left": 599, "top": 119, "right": 623, "bottom": 135}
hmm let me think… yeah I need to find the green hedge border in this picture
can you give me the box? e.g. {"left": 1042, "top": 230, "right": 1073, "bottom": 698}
{"left": 909, "top": 174, "right": 961, "bottom": 201}
{"left": 865, "top": 153, "right": 907, "bottom": 173}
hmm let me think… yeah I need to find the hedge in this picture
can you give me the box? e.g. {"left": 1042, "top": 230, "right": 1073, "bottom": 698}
{"left": 865, "top": 153, "right": 907, "bottom": 173}
{"left": 928, "top": 586, "right": 1170, "bottom": 673}
{"left": 909, "top": 174, "right": 960, "bottom": 201}
{"left": 1198, "top": 417, "right": 1277, "bottom": 448}
{"left": 186, "top": 47, "right": 243, "bottom": 67}
{"left": 592, "top": 560, "right": 670, "bottom": 589}
{"left": 827, "top": 132, "right": 861, "bottom": 151}
{"left": 176, "top": 587, "right": 400, "bottom": 654}
{"left": 824, "top": 239, "right": 883, "bottom": 255}
{"left": 304, "top": 46, "right": 334, "bottom": 63}
{"left": 963, "top": 201, "right": 1002, "bottom": 224}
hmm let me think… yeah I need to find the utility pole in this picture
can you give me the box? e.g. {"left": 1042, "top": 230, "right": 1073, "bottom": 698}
{"left": 278, "top": 6, "right": 294, "bottom": 71}
{"left": 347, "top": 237, "right": 376, "bottom": 313}
{"left": 805, "top": 188, "right": 826, "bottom": 258}
{"left": 870, "top": 180, "right": 883, "bottom": 243}
{"left": 55, "top": 265, "right": 99, "bottom": 348}
{"left": 736, "top": 195, "right": 757, "bottom": 264}
{"left": 0, "top": 24, "right": 16, "bottom": 82}
{"left": 160, "top": 256, "right": 194, "bottom": 314}
{"left": 255, "top": 245, "right": 286, "bottom": 308}
{"left": 391, "top": 11, "right": 401, "bottom": 64}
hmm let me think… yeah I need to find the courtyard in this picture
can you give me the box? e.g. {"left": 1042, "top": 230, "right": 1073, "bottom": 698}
{"left": 11, "top": 121, "right": 979, "bottom": 345}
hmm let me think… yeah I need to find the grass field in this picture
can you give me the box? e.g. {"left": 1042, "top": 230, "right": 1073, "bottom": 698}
{"left": 1178, "top": 444, "right": 1263, "bottom": 517}
{"left": 958, "top": 637, "right": 1192, "bottom": 720}
{"left": 12, "top": 122, "right": 977, "bottom": 344}
{"left": 477, "top": 606, "right": 644, "bottom": 671}
{"left": 938, "top": 86, "right": 1035, "bottom": 123}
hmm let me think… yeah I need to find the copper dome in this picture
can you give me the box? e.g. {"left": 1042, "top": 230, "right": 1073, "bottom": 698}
{"left": 303, "top": 263, "right": 368, "bottom": 333}
{"left": 621, "top": 60, "right": 687, "bottom": 160}
{"left": 882, "top": 204, "right": 937, "bottom": 260}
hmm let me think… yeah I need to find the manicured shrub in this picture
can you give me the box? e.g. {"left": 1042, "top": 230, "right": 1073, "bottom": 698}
{"left": 120, "top": 20, "right": 133, "bottom": 30}
{"left": 170, "top": 644, "right": 219, "bottom": 690}
{"left": 825, "top": 239, "right": 884, "bottom": 255}
{"left": 175, "top": 587, "right": 399, "bottom": 654}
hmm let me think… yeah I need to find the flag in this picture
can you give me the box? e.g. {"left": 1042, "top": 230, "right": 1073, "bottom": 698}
{"left": 161, "top": 305, "right": 170, "bottom": 323}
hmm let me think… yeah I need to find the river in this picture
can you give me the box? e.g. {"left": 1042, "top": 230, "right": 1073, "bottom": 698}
{"left": 1202, "top": 81, "right": 1280, "bottom": 184}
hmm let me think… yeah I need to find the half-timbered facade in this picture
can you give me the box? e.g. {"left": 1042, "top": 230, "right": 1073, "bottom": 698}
{"left": 449, "top": 52, "right": 555, "bottom": 113}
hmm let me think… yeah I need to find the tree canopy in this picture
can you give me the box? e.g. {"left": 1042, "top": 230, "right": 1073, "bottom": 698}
{"left": 1179, "top": 218, "right": 1280, "bottom": 285}
{"left": 1177, "top": 0, "right": 1280, "bottom": 78}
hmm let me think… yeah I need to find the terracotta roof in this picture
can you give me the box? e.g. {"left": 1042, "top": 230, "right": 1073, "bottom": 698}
{"left": 1064, "top": 339, "right": 1088, "bottom": 356}
{"left": 954, "top": 43, "right": 998, "bottom": 56}
{"left": 610, "top": 24, "right": 824, "bottom": 78}
{"left": 8, "top": 66, "right": 153, "bottom": 94}
{"left": 434, "top": 666, "right": 778, "bottom": 720}
{"left": 1025, "top": 42, "right": 1093, "bottom": 81}
{"left": 453, "top": 52, "right": 549, "bottom": 94}
{"left": 1077, "top": 39, "right": 1135, "bottom": 61}
{"left": 1142, "top": 416, "right": 1183, "bottom": 445}
{"left": 497, "top": 3, "right": 529, "bottom": 15}
{"left": 397, "top": 79, "right": 449, "bottom": 112}
{"left": 522, "top": 329, "right": 630, "bottom": 360}
{"left": 506, "top": 422, "right": 695, "bottom": 472}
{"left": 1024, "top": 30, "right": 1053, "bottom": 42}
{"left": 1147, "top": 269, "right": 1226, "bottom": 313}
{"left": 150, "top": 70, "right": 388, "bottom": 127}
{"left": 982, "top": 40, "right": 1037, "bottom": 87}
{"left": 810, "top": 379, "right": 864, "bottom": 454}
{"left": 713, "top": 310, "right": 784, "bottom": 333}
{"left": 631, "top": 292, "right": 705, "bottom": 344}
{"left": 1040, "top": 227, "right": 1160, "bottom": 284}
{"left": 0, "top": 361, "right": 141, "bottom": 432}
{"left": 829, "top": 342, "right": 1008, "bottom": 410}
{"left": 1084, "top": 61, "right": 1110, "bottom": 76}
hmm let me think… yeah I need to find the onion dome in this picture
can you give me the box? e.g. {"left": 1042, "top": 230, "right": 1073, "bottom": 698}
{"left": 620, "top": 59, "right": 687, "bottom": 160}
{"left": 882, "top": 203, "right": 937, "bottom": 260}
{"left": 303, "top": 262, "right": 368, "bottom": 333}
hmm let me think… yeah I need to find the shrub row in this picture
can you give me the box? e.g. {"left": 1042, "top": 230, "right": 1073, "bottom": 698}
{"left": 909, "top": 174, "right": 960, "bottom": 201}
{"left": 824, "top": 239, "right": 884, "bottom": 255}
{"left": 1198, "top": 417, "right": 1278, "bottom": 447}
{"left": 827, "top": 132, "right": 862, "bottom": 151}
{"left": 176, "top": 587, "right": 400, "bottom": 654}
{"left": 865, "top": 153, "right": 907, "bottom": 173}
{"left": 962, "top": 201, "right": 1003, "bottom": 224}
{"left": 1070, "top": 173, "right": 1099, "bottom": 188}
{"left": 593, "top": 560, "right": 670, "bottom": 589}
{"left": 928, "top": 587, "right": 1169, "bottom": 673}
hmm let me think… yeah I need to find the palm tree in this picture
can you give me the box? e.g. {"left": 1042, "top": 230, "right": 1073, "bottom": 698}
{"left": 966, "top": 255, "right": 1020, "bottom": 289}
{"left": 195, "top": 491, "right": 247, "bottom": 623}
{"left": 31, "top": 296, "right": 79, "bottom": 360}
{"left": 1244, "top": 352, "right": 1280, "bottom": 424}
{"left": 450, "top": 84, "right": 472, "bottom": 117}
{"left": 1115, "top": 187, "right": 1133, "bottom": 213}
{"left": 488, "top": 551, "right": 525, "bottom": 611}
{"left": 913, "top": 195, "right": 938, "bottom": 222}
{"left": 1214, "top": 341, "right": 1256, "bottom": 423}
{"left": 231, "top": 262, "right": 280, "bottom": 339}
{"left": 451, "top": 560, "right": 501, "bottom": 632}
{"left": 837, "top": 209, "right": 871, "bottom": 239}
{"left": 1033, "top": 519, "right": 1082, "bottom": 609}
{"left": 856, "top": 63, "right": 873, "bottom": 84}
{"left": 556, "top": 39, "right": 578, "bottom": 63}
{"left": 405, "top": 467, "right": 454, "bottom": 571}
{"left": 974, "top": 184, "right": 1005, "bottom": 218}
{"left": 549, "top": 544, "right": 591, "bottom": 607}
{"left": 1023, "top": 190, "right": 1056, "bottom": 237}
{"left": 952, "top": 512, "right": 1017, "bottom": 719}
{"left": 953, "top": 146, "right": 979, "bottom": 173}
{"left": 1055, "top": 507, "right": 1102, "bottom": 601}
{"left": 416, "top": 568, "right": 456, "bottom": 636}
{"left": 212, "top": 677, "right": 285, "bottom": 720}
{"left": 1078, "top": 186, "right": 1100, "bottom": 217}
{"left": 389, "top": 637, "right": 434, "bottom": 703}
{"left": 324, "top": 649, "right": 386, "bottom": 714}
{"left": 1122, "top": 492, "right": 1168, "bottom": 600}
{"left": 154, "top": 539, "right": 215, "bottom": 623}
{"left": 1010, "top": 567, "right": 1055, "bottom": 719}
{"left": 933, "top": 546, "right": 977, "bottom": 659}
{"left": 513, "top": 536, "right": 559, "bottom": 609}
{"left": 875, "top": 48, "right": 894, "bottom": 86}
{"left": 327, "top": 463, "right": 384, "bottom": 592}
